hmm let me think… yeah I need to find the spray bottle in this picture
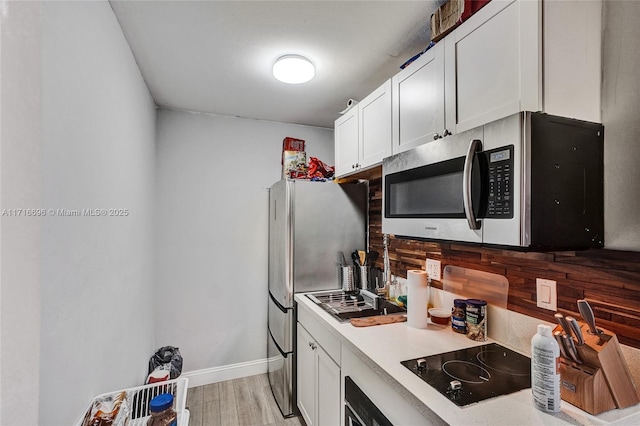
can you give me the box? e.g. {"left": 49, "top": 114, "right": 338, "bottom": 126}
{"left": 531, "top": 324, "right": 561, "bottom": 413}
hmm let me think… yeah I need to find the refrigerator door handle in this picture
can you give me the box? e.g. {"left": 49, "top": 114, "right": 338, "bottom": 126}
{"left": 268, "top": 327, "right": 288, "bottom": 357}
{"left": 267, "top": 329, "right": 293, "bottom": 416}
{"left": 268, "top": 292, "right": 293, "bottom": 353}
{"left": 269, "top": 291, "right": 288, "bottom": 313}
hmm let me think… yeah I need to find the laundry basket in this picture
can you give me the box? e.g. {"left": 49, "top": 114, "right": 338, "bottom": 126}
{"left": 75, "top": 377, "right": 189, "bottom": 426}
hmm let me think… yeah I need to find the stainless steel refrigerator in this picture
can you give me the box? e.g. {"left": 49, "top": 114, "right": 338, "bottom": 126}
{"left": 267, "top": 179, "right": 366, "bottom": 417}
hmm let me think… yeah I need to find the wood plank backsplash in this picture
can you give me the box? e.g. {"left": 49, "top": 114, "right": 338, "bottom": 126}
{"left": 367, "top": 176, "right": 640, "bottom": 349}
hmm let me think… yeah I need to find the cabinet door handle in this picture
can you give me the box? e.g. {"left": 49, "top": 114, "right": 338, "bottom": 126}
{"left": 309, "top": 342, "right": 317, "bottom": 350}
{"left": 433, "top": 133, "right": 440, "bottom": 140}
{"left": 442, "top": 129, "right": 451, "bottom": 138}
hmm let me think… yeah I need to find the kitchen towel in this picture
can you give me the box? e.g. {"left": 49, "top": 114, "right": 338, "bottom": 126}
{"left": 407, "top": 270, "right": 429, "bottom": 328}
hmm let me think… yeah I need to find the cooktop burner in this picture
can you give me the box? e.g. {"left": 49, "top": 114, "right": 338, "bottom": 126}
{"left": 401, "top": 343, "right": 531, "bottom": 407}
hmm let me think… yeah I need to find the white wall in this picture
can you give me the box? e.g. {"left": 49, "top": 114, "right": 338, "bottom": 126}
{"left": 602, "top": 0, "right": 640, "bottom": 251}
{"left": 1, "top": 1, "right": 157, "bottom": 424}
{"left": 0, "top": 1, "right": 43, "bottom": 424}
{"left": 155, "top": 108, "right": 333, "bottom": 377}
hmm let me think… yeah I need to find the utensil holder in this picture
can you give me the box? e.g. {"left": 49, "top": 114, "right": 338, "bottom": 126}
{"left": 358, "top": 265, "right": 369, "bottom": 291}
{"left": 553, "top": 322, "right": 640, "bottom": 414}
{"left": 339, "top": 265, "right": 357, "bottom": 293}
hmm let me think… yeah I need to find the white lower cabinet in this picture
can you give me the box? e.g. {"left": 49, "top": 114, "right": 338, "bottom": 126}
{"left": 297, "top": 324, "right": 316, "bottom": 425}
{"left": 316, "top": 344, "right": 341, "bottom": 426}
{"left": 297, "top": 323, "right": 340, "bottom": 426}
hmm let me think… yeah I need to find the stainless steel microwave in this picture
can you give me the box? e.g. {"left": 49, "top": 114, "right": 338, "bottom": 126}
{"left": 382, "top": 112, "right": 604, "bottom": 249}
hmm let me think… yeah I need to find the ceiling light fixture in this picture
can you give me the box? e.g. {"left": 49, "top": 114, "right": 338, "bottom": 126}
{"left": 273, "top": 55, "right": 315, "bottom": 84}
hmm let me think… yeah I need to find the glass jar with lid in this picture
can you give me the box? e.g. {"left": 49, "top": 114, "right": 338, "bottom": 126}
{"left": 147, "top": 393, "right": 177, "bottom": 426}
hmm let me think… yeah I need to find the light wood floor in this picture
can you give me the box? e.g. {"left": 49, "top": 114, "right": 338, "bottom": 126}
{"left": 186, "top": 373, "right": 306, "bottom": 426}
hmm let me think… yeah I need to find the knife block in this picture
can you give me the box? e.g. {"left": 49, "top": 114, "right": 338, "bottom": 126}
{"left": 553, "top": 322, "right": 640, "bottom": 414}
{"left": 558, "top": 360, "right": 616, "bottom": 415}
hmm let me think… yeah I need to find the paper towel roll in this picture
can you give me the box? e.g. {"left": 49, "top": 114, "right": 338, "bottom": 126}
{"left": 407, "top": 270, "right": 429, "bottom": 329}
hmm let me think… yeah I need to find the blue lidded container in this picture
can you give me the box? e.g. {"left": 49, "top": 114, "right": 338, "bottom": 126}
{"left": 451, "top": 299, "right": 467, "bottom": 334}
{"left": 150, "top": 393, "right": 174, "bottom": 413}
{"left": 148, "top": 392, "right": 177, "bottom": 426}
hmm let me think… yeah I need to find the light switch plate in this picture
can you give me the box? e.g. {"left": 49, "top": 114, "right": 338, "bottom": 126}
{"left": 536, "top": 278, "right": 557, "bottom": 311}
{"left": 426, "top": 259, "right": 441, "bottom": 280}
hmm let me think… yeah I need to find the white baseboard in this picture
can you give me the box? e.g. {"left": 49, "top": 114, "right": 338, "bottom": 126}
{"left": 181, "top": 358, "right": 269, "bottom": 388}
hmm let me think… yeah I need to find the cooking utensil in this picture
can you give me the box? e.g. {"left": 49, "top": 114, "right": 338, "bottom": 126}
{"left": 577, "top": 299, "right": 602, "bottom": 334}
{"left": 566, "top": 315, "right": 584, "bottom": 345}
{"left": 351, "top": 250, "right": 360, "bottom": 266}
{"left": 337, "top": 251, "right": 346, "bottom": 267}
{"left": 358, "top": 250, "right": 367, "bottom": 266}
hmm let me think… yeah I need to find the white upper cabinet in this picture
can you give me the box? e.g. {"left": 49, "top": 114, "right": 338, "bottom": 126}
{"left": 392, "top": 42, "right": 446, "bottom": 154}
{"left": 358, "top": 79, "right": 392, "bottom": 169}
{"left": 336, "top": 0, "right": 601, "bottom": 170}
{"left": 334, "top": 106, "right": 359, "bottom": 177}
{"left": 444, "top": 0, "right": 541, "bottom": 133}
{"left": 335, "top": 79, "right": 392, "bottom": 178}
{"left": 444, "top": 0, "right": 601, "bottom": 134}
{"left": 542, "top": 0, "right": 602, "bottom": 123}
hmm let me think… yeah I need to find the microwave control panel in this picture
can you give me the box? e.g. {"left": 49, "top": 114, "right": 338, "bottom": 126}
{"left": 485, "top": 145, "right": 514, "bottom": 218}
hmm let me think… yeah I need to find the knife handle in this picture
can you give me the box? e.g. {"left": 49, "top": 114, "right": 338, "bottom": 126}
{"left": 553, "top": 330, "right": 569, "bottom": 359}
{"left": 577, "top": 299, "right": 601, "bottom": 334}
{"left": 566, "top": 315, "right": 584, "bottom": 345}
{"left": 562, "top": 334, "right": 582, "bottom": 364}
{"left": 554, "top": 312, "right": 572, "bottom": 336}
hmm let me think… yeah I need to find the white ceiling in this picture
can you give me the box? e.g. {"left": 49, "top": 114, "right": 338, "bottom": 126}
{"left": 109, "top": 0, "right": 443, "bottom": 128}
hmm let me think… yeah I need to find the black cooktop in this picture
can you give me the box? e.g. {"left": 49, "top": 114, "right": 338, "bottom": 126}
{"left": 401, "top": 343, "right": 531, "bottom": 407}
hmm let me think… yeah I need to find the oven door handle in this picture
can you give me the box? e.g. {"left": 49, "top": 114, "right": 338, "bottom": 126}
{"left": 463, "top": 139, "right": 482, "bottom": 230}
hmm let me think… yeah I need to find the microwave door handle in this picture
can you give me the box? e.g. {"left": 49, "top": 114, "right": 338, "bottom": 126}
{"left": 463, "top": 139, "right": 482, "bottom": 230}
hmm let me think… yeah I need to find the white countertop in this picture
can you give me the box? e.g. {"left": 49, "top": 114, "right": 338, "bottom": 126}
{"left": 295, "top": 292, "right": 640, "bottom": 426}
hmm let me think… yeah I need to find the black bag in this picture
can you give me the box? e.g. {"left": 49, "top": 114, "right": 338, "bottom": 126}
{"left": 148, "top": 346, "right": 183, "bottom": 379}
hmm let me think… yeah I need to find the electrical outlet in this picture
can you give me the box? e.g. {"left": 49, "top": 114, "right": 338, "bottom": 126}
{"left": 426, "top": 259, "right": 441, "bottom": 280}
{"left": 536, "top": 278, "right": 557, "bottom": 311}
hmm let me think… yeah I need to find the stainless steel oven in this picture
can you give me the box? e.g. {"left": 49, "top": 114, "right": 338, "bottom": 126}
{"left": 382, "top": 112, "right": 604, "bottom": 249}
{"left": 344, "top": 376, "right": 392, "bottom": 426}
